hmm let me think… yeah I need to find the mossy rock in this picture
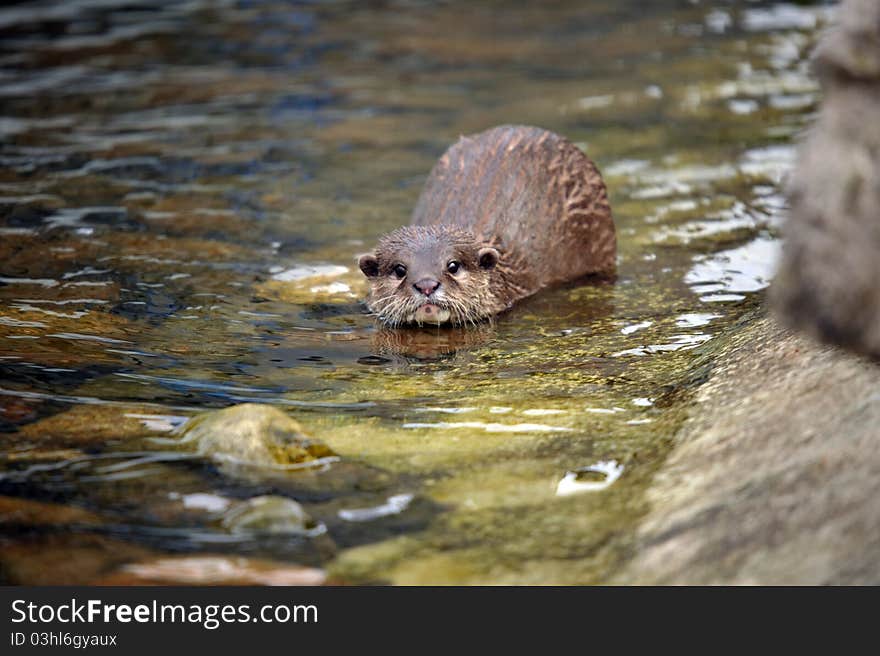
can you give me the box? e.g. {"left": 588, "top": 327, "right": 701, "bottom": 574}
{"left": 178, "top": 403, "right": 336, "bottom": 467}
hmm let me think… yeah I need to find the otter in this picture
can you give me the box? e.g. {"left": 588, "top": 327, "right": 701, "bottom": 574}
{"left": 358, "top": 125, "right": 616, "bottom": 327}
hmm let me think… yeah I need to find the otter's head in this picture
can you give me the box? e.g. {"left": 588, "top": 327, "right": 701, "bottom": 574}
{"left": 358, "top": 225, "right": 501, "bottom": 327}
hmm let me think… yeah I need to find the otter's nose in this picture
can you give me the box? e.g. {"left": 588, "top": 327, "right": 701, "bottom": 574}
{"left": 413, "top": 278, "right": 440, "bottom": 296}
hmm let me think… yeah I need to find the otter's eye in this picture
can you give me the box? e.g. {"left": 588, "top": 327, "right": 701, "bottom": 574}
{"left": 393, "top": 264, "right": 407, "bottom": 279}
{"left": 446, "top": 260, "right": 461, "bottom": 275}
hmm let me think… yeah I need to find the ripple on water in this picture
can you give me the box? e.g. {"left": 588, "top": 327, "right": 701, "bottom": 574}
{"left": 621, "top": 321, "right": 652, "bottom": 335}
{"left": 676, "top": 313, "right": 720, "bottom": 328}
{"left": 556, "top": 461, "right": 624, "bottom": 496}
{"left": 338, "top": 494, "right": 414, "bottom": 522}
{"left": 685, "top": 234, "right": 781, "bottom": 303}
{"left": 168, "top": 493, "right": 231, "bottom": 513}
{"left": 741, "top": 4, "right": 835, "bottom": 33}
{"left": 613, "top": 333, "right": 713, "bottom": 357}
{"left": 652, "top": 200, "right": 774, "bottom": 245}
{"left": 402, "top": 421, "right": 574, "bottom": 433}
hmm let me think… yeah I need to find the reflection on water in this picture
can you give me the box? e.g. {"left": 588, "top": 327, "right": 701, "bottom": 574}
{"left": 0, "top": 0, "right": 832, "bottom": 584}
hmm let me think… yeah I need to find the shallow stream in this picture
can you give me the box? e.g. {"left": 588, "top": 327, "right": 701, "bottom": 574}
{"left": 0, "top": 0, "right": 831, "bottom": 584}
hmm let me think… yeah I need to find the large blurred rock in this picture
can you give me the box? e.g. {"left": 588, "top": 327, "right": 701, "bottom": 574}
{"left": 773, "top": 0, "right": 880, "bottom": 357}
{"left": 619, "top": 314, "right": 880, "bottom": 584}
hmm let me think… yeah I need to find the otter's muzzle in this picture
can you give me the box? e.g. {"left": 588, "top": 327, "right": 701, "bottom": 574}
{"left": 413, "top": 278, "right": 440, "bottom": 296}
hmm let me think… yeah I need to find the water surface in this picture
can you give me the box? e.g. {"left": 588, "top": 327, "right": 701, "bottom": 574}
{"left": 0, "top": 0, "right": 831, "bottom": 584}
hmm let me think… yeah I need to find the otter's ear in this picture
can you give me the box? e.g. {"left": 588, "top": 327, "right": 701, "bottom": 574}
{"left": 477, "top": 247, "right": 500, "bottom": 270}
{"left": 358, "top": 253, "right": 379, "bottom": 278}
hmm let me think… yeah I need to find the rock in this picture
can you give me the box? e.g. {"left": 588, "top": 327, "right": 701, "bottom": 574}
{"left": 0, "top": 533, "right": 155, "bottom": 585}
{"left": 0, "top": 396, "right": 41, "bottom": 430}
{"left": 95, "top": 555, "right": 327, "bottom": 586}
{"left": 254, "top": 263, "right": 366, "bottom": 305}
{"left": 221, "top": 496, "right": 316, "bottom": 535}
{"left": 177, "top": 403, "right": 336, "bottom": 467}
{"left": 0, "top": 302, "right": 135, "bottom": 369}
{"left": 106, "top": 233, "right": 252, "bottom": 268}
{"left": 0, "top": 447, "right": 83, "bottom": 463}
{"left": 123, "top": 193, "right": 253, "bottom": 238}
{"left": 618, "top": 314, "right": 880, "bottom": 584}
{"left": 13, "top": 404, "right": 176, "bottom": 446}
{"left": 773, "top": 0, "right": 880, "bottom": 357}
{"left": 0, "top": 495, "right": 103, "bottom": 526}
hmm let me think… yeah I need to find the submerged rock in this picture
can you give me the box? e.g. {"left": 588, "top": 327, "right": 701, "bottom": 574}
{"left": 178, "top": 403, "right": 336, "bottom": 468}
{"left": 773, "top": 0, "right": 880, "bottom": 357}
{"left": 176, "top": 405, "right": 400, "bottom": 509}
{"left": 0, "top": 533, "right": 155, "bottom": 585}
{"left": 254, "top": 263, "right": 366, "bottom": 305}
{"left": 96, "top": 555, "right": 327, "bottom": 586}
{"left": 221, "top": 495, "right": 316, "bottom": 535}
{"left": 14, "top": 404, "right": 178, "bottom": 446}
{"left": 0, "top": 495, "right": 103, "bottom": 527}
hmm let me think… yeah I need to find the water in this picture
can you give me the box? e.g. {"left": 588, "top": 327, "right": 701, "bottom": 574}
{"left": 0, "top": 0, "right": 832, "bottom": 584}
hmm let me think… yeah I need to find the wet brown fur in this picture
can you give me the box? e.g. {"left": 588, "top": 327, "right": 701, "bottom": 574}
{"left": 360, "top": 125, "right": 616, "bottom": 327}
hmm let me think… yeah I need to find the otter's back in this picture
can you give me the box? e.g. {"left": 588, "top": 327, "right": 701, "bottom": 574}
{"left": 411, "top": 125, "right": 615, "bottom": 294}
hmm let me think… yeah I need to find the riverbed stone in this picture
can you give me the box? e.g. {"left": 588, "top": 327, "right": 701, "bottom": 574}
{"left": 619, "top": 313, "right": 880, "bottom": 584}
{"left": 0, "top": 495, "right": 103, "bottom": 526}
{"left": 13, "top": 403, "right": 174, "bottom": 446}
{"left": 253, "top": 265, "right": 366, "bottom": 306}
{"left": 0, "top": 300, "right": 136, "bottom": 370}
{"left": 0, "top": 533, "right": 154, "bottom": 585}
{"left": 96, "top": 555, "right": 327, "bottom": 586}
{"left": 178, "top": 403, "right": 335, "bottom": 467}
{"left": 221, "top": 495, "right": 315, "bottom": 535}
